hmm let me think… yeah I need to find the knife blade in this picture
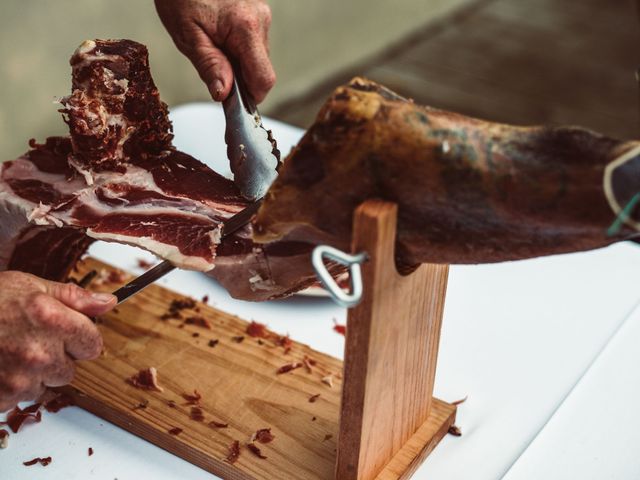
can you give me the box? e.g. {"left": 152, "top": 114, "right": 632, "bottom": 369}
{"left": 112, "top": 199, "right": 263, "bottom": 305}
{"left": 222, "top": 68, "right": 280, "bottom": 201}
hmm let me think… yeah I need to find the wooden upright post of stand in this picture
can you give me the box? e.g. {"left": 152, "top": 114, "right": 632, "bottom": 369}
{"left": 337, "top": 200, "right": 455, "bottom": 480}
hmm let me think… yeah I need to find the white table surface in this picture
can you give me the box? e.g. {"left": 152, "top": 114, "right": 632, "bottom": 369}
{"left": 3, "top": 103, "right": 640, "bottom": 480}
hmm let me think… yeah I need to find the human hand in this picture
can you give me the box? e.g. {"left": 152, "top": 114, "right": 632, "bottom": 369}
{"left": 0, "top": 271, "right": 116, "bottom": 412}
{"left": 155, "top": 0, "right": 276, "bottom": 103}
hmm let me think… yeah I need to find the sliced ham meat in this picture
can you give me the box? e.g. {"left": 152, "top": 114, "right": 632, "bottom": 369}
{"left": 0, "top": 39, "right": 248, "bottom": 278}
{"left": 0, "top": 38, "right": 329, "bottom": 300}
{"left": 1, "top": 137, "right": 246, "bottom": 273}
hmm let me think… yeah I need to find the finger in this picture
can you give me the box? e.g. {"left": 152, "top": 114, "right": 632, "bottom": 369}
{"left": 44, "top": 280, "right": 116, "bottom": 317}
{"left": 0, "top": 399, "right": 18, "bottom": 413}
{"left": 224, "top": 29, "right": 275, "bottom": 103}
{"left": 14, "top": 340, "right": 53, "bottom": 373}
{"left": 42, "top": 355, "right": 75, "bottom": 388}
{"left": 0, "top": 373, "right": 33, "bottom": 403}
{"left": 26, "top": 294, "right": 103, "bottom": 361}
{"left": 18, "top": 381, "right": 46, "bottom": 404}
{"left": 184, "top": 27, "right": 234, "bottom": 101}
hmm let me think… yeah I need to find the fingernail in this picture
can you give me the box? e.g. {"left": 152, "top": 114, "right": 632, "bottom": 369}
{"left": 91, "top": 292, "right": 115, "bottom": 304}
{"left": 211, "top": 79, "right": 224, "bottom": 101}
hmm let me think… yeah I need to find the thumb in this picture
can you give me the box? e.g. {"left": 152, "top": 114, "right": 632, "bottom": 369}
{"left": 45, "top": 281, "right": 116, "bottom": 317}
{"left": 185, "top": 28, "right": 234, "bottom": 101}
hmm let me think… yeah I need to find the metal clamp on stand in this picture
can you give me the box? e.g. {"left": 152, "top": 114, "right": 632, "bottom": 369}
{"left": 311, "top": 245, "right": 367, "bottom": 308}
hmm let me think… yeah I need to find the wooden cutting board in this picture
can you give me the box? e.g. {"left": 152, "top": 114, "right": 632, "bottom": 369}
{"left": 65, "top": 257, "right": 344, "bottom": 480}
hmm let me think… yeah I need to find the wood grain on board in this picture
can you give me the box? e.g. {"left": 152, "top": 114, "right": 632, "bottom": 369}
{"left": 336, "top": 201, "right": 454, "bottom": 480}
{"left": 66, "top": 257, "right": 343, "bottom": 480}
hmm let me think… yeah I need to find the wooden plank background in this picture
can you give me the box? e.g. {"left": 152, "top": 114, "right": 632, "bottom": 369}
{"left": 272, "top": 0, "right": 639, "bottom": 141}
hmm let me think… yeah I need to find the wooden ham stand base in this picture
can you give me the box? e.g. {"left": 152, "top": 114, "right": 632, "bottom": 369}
{"left": 63, "top": 200, "right": 455, "bottom": 480}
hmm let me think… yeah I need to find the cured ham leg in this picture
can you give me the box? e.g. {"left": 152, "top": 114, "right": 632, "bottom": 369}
{"left": 254, "top": 78, "right": 640, "bottom": 267}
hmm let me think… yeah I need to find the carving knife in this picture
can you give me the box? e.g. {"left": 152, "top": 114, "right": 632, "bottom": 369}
{"left": 222, "top": 66, "right": 281, "bottom": 201}
{"left": 112, "top": 199, "right": 263, "bottom": 305}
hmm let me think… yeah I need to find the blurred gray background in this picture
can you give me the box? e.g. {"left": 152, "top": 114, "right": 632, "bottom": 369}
{"left": 1, "top": 0, "right": 637, "bottom": 163}
{"left": 0, "top": 0, "right": 470, "bottom": 161}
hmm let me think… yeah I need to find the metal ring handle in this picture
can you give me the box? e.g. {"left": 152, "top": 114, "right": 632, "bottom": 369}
{"left": 311, "top": 245, "right": 367, "bottom": 308}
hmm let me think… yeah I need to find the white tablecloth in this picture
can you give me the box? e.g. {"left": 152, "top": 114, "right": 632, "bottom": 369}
{"left": 2, "top": 103, "right": 640, "bottom": 480}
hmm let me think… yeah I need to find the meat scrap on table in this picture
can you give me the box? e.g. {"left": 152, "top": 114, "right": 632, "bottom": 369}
{"left": 23, "top": 456, "right": 52, "bottom": 467}
{"left": 0, "top": 391, "right": 75, "bottom": 451}
{"left": 1, "top": 403, "right": 42, "bottom": 433}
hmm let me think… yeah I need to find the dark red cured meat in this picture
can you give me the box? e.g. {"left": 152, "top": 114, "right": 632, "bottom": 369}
{"left": 276, "top": 335, "right": 293, "bottom": 354}
{"left": 190, "top": 407, "right": 205, "bottom": 422}
{"left": 127, "top": 367, "right": 163, "bottom": 392}
{"left": 246, "top": 321, "right": 269, "bottom": 339}
{"left": 1, "top": 403, "right": 42, "bottom": 433}
{"left": 8, "top": 228, "right": 93, "bottom": 281}
{"left": 26, "top": 137, "right": 75, "bottom": 176}
{"left": 168, "top": 427, "right": 183, "bottom": 436}
{"left": 226, "top": 440, "right": 240, "bottom": 464}
{"left": 209, "top": 420, "right": 228, "bottom": 429}
{"left": 254, "top": 428, "right": 275, "bottom": 444}
{"left": 183, "top": 316, "right": 212, "bottom": 329}
{"left": 43, "top": 393, "right": 74, "bottom": 413}
{"left": 170, "top": 297, "right": 197, "bottom": 311}
{"left": 137, "top": 258, "right": 154, "bottom": 269}
{"left": 87, "top": 213, "right": 219, "bottom": 260}
{"left": 6, "top": 179, "right": 75, "bottom": 206}
{"left": 0, "top": 38, "right": 339, "bottom": 301}
{"left": 23, "top": 456, "right": 52, "bottom": 467}
{"left": 276, "top": 362, "right": 302, "bottom": 375}
{"left": 1, "top": 39, "right": 249, "bottom": 281}
{"left": 95, "top": 184, "right": 186, "bottom": 207}
{"left": 333, "top": 323, "right": 346, "bottom": 336}
{"left": 132, "top": 150, "right": 247, "bottom": 206}
{"left": 246, "top": 443, "right": 267, "bottom": 459}
{"left": 65, "top": 39, "right": 173, "bottom": 171}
